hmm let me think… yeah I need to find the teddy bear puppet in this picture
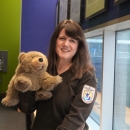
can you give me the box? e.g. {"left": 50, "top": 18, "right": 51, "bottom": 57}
{"left": 1, "top": 51, "right": 62, "bottom": 106}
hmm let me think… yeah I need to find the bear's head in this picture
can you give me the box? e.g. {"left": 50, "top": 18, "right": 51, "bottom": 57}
{"left": 16, "top": 51, "right": 48, "bottom": 74}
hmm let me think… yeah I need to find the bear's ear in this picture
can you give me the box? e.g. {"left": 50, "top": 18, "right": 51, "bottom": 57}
{"left": 18, "top": 52, "right": 26, "bottom": 63}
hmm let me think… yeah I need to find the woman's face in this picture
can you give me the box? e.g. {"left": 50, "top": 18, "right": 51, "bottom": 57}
{"left": 56, "top": 28, "right": 78, "bottom": 62}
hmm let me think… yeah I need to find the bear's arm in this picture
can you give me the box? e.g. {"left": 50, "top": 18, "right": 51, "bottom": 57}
{"left": 17, "top": 91, "right": 37, "bottom": 114}
{"left": 41, "top": 72, "right": 62, "bottom": 91}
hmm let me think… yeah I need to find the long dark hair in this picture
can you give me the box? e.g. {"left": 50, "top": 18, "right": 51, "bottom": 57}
{"left": 47, "top": 19, "right": 95, "bottom": 79}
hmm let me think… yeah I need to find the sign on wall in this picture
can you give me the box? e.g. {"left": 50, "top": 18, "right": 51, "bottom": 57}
{"left": 85, "top": 0, "right": 107, "bottom": 19}
{"left": 69, "top": 0, "right": 82, "bottom": 23}
{"left": 59, "top": 0, "right": 69, "bottom": 23}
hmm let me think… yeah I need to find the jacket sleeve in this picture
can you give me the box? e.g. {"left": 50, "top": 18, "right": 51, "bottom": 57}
{"left": 17, "top": 91, "right": 37, "bottom": 114}
{"left": 56, "top": 74, "right": 97, "bottom": 130}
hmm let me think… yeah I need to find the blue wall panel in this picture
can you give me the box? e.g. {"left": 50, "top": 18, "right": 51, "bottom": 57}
{"left": 21, "top": 0, "right": 57, "bottom": 55}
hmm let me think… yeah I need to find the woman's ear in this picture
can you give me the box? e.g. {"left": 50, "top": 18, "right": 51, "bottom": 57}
{"left": 18, "top": 52, "right": 26, "bottom": 63}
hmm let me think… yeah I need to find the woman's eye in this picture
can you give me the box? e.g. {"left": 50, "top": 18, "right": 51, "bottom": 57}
{"left": 59, "top": 37, "right": 65, "bottom": 40}
{"left": 70, "top": 39, "right": 76, "bottom": 43}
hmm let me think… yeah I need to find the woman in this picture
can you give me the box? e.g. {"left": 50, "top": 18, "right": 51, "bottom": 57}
{"left": 18, "top": 19, "right": 97, "bottom": 130}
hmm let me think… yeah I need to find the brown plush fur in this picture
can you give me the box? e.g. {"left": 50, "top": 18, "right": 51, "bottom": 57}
{"left": 1, "top": 51, "right": 62, "bottom": 106}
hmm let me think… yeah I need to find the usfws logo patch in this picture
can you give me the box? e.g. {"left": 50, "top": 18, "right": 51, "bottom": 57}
{"left": 81, "top": 85, "right": 95, "bottom": 104}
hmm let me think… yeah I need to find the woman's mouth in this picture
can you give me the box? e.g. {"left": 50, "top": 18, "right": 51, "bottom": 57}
{"left": 61, "top": 48, "right": 70, "bottom": 52}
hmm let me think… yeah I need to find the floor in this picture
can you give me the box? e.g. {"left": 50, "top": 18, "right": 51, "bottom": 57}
{"left": 0, "top": 98, "right": 26, "bottom": 130}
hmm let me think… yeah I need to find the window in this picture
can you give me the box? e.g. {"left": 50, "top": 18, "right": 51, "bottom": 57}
{"left": 85, "top": 18, "right": 130, "bottom": 130}
{"left": 113, "top": 29, "right": 130, "bottom": 130}
{"left": 86, "top": 35, "right": 103, "bottom": 125}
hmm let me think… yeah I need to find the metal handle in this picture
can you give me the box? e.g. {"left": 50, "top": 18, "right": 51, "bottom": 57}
{"left": 0, "top": 59, "right": 2, "bottom": 71}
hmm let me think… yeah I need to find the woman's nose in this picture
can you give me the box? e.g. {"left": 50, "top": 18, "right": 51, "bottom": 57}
{"left": 63, "top": 39, "right": 69, "bottom": 46}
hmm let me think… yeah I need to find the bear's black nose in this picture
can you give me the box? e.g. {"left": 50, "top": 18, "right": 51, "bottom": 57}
{"left": 39, "top": 58, "right": 43, "bottom": 62}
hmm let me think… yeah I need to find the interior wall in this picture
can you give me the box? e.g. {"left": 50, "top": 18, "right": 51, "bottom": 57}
{"left": 0, "top": 0, "right": 21, "bottom": 92}
{"left": 21, "top": 0, "right": 58, "bottom": 55}
{"left": 81, "top": 0, "right": 130, "bottom": 30}
{"left": 0, "top": 0, "right": 58, "bottom": 93}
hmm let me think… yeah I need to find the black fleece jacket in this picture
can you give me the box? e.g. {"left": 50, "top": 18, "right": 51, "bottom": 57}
{"left": 18, "top": 69, "right": 97, "bottom": 130}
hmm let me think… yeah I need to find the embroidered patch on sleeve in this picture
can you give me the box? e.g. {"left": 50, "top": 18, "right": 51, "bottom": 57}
{"left": 81, "top": 85, "right": 95, "bottom": 104}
